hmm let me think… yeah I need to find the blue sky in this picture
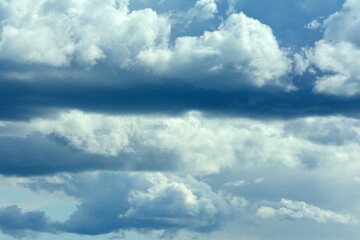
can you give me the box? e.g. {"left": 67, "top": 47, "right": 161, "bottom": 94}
{"left": 1, "top": 0, "right": 360, "bottom": 239}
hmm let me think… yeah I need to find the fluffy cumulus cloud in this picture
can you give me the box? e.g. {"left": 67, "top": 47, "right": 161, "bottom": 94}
{"left": 0, "top": 0, "right": 292, "bottom": 89}
{"left": 301, "top": 0, "right": 360, "bottom": 96}
{"left": 0, "top": 0, "right": 170, "bottom": 67}
{"left": 6, "top": 172, "right": 243, "bottom": 237}
{"left": 257, "top": 198, "right": 356, "bottom": 224}
{"left": 187, "top": 0, "right": 218, "bottom": 20}
{"left": 139, "top": 12, "right": 291, "bottom": 88}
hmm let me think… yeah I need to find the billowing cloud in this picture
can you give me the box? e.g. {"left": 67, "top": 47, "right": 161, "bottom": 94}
{"left": 257, "top": 198, "right": 356, "bottom": 224}
{"left": 139, "top": 12, "right": 292, "bottom": 89}
{"left": 21, "top": 172, "right": 244, "bottom": 236}
{"left": 187, "top": 0, "right": 217, "bottom": 20}
{"left": 302, "top": 0, "right": 360, "bottom": 96}
{"left": 0, "top": 0, "right": 170, "bottom": 67}
{"left": 0, "top": 0, "right": 292, "bottom": 90}
{"left": 2, "top": 110, "right": 360, "bottom": 177}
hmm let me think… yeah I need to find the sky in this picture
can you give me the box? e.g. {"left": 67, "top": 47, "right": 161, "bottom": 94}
{"left": 1, "top": 0, "right": 360, "bottom": 239}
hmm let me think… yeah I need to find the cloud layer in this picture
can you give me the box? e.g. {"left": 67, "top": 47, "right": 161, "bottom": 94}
{"left": 0, "top": 0, "right": 292, "bottom": 89}
{"left": 1, "top": 1, "right": 360, "bottom": 240}
{"left": 2, "top": 110, "right": 360, "bottom": 177}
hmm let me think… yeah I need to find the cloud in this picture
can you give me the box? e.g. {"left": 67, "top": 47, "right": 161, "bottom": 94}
{"left": 0, "top": 133, "right": 179, "bottom": 176}
{"left": 302, "top": 0, "right": 360, "bottom": 96}
{"left": 0, "top": 205, "right": 56, "bottom": 238}
{"left": 257, "top": 198, "right": 356, "bottom": 224}
{"left": 1, "top": 1, "right": 360, "bottom": 239}
{"left": 2, "top": 78, "right": 360, "bottom": 122}
{"left": 2, "top": 110, "right": 360, "bottom": 177}
{"left": 0, "top": 1, "right": 292, "bottom": 90}
{"left": 305, "top": 19, "right": 322, "bottom": 29}
{"left": 223, "top": 180, "right": 246, "bottom": 187}
{"left": 187, "top": 0, "right": 217, "bottom": 20}
{"left": 23, "top": 172, "right": 244, "bottom": 235}
{"left": 283, "top": 116, "right": 360, "bottom": 145}
{"left": 0, "top": 0, "right": 170, "bottom": 67}
{"left": 138, "top": 12, "right": 292, "bottom": 89}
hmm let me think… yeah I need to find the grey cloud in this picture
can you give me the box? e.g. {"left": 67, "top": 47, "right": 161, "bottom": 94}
{"left": 0, "top": 205, "right": 57, "bottom": 238}
{"left": 24, "top": 172, "right": 241, "bottom": 235}
{"left": 283, "top": 117, "right": 360, "bottom": 146}
{"left": 0, "top": 134, "right": 178, "bottom": 176}
{"left": 2, "top": 75, "right": 360, "bottom": 122}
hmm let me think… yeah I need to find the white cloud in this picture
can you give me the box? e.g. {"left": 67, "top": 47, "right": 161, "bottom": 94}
{"left": 322, "top": 0, "right": 360, "bottom": 45}
{"left": 0, "top": 1, "right": 292, "bottom": 90}
{"left": 311, "top": 40, "right": 360, "bottom": 96}
{"left": 254, "top": 178, "right": 265, "bottom": 184}
{"left": 256, "top": 206, "right": 277, "bottom": 219}
{"left": 25, "top": 172, "right": 241, "bottom": 233}
{"left": 0, "top": 0, "right": 170, "bottom": 67}
{"left": 124, "top": 174, "right": 220, "bottom": 226}
{"left": 187, "top": 0, "right": 217, "bottom": 20}
{"left": 218, "top": 190, "right": 248, "bottom": 210}
{"left": 139, "top": 12, "right": 292, "bottom": 89}
{"left": 303, "top": 0, "right": 360, "bottom": 96}
{"left": 305, "top": 19, "right": 321, "bottom": 30}
{"left": 223, "top": 180, "right": 246, "bottom": 187}
{"left": 257, "top": 198, "right": 356, "bottom": 224}
{"left": 2, "top": 111, "right": 360, "bottom": 177}
{"left": 21, "top": 110, "right": 133, "bottom": 156}
{"left": 226, "top": 0, "right": 237, "bottom": 15}
{"left": 293, "top": 51, "right": 311, "bottom": 75}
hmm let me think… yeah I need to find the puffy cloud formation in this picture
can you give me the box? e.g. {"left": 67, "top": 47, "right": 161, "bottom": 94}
{"left": 0, "top": 0, "right": 291, "bottom": 89}
{"left": 139, "top": 12, "right": 291, "bottom": 88}
{"left": 20, "top": 172, "right": 242, "bottom": 236}
{"left": 187, "top": 0, "right": 217, "bottom": 20}
{"left": 304, "top": 0, "right": 360, "bottom": 96}
{"left": 0, "top": 0, "right": 170, "bottom": 67}
{"left": 2, "top": 110, "right": 360, "bottom": 176}
{"left": 2, "top": 1, "right": 360, "bottom": 239}
{"left": 257, "top": 198, "right": 356, "bottom": 224}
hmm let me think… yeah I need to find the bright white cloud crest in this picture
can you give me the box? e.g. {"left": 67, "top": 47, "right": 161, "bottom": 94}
{"left": 305, "top": 0, "right": 360, "bottom": 96}
{"left": 0, "top": 0, "right": 170, "bottom": 67}
{"left": 0, "top": 0, "right": 292, "bottom": 89}
{"left": 257, "top": 198, "right": 356, "bottom": 224}
{"left": 139, "top": 12, "right": 291, "bottom": 88}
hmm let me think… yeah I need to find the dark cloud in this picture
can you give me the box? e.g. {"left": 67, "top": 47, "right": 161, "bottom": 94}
{"left": 1, "top": 74, "right": 360, "bottom": 121}
{"left": 0, "top": 134, "right": 178, "bottom": 176}
{"left": 0, "top": 205, "right": 57, "bottom": 238}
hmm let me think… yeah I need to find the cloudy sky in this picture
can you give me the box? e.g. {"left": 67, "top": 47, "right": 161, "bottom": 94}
{"left": 1, "top": 0, "right": 360, "bottom": 239}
